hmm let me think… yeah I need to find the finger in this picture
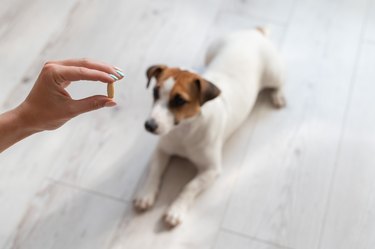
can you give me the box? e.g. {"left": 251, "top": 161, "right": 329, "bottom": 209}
{"left": 48, "top": 58, "right": 124, "bottom": 79}
{"left": 53, "top": 65, "right": 117, "bottom": 84}
{"left": 60, "top": 81, "right": 71, "bottom": 88}
{"left": 70, "top": 95, "right": 117, "bottom": 115}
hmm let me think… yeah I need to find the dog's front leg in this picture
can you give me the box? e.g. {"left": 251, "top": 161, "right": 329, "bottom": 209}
{"left": 164, "top": 158, "right": 221, "bottom": 227}
{"left": 134, "top": 148, "right": 170, "bottom": 211}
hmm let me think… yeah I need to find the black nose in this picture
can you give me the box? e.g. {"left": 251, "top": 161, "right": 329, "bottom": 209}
{"left": 145, "top": 119, "right": 158, "bottom": 133}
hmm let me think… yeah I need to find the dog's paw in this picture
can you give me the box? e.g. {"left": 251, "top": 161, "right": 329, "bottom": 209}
{"left": 271, "top": 90, "right": 286, "bottom": 108}
{"left": 163, "top": 205, "right": 186, "bottom": 228}
{"left": 133, "top": 193, "right": 156, "bottom": 211}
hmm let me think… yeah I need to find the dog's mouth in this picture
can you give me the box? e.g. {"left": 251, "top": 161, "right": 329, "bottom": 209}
{"left": 145, "top": 119, "right": 173, "bottom": 136}
{"left": 145, "top": 129, "right": 160, "bottom": 135}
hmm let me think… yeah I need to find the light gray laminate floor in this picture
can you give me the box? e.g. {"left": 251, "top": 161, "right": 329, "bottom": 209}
{"left": 0, "top": 0, "right": 374, "bottom": 248}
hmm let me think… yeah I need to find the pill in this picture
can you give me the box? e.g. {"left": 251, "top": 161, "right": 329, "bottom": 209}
{"left": 107, "top": 83, "right": 114, "bottom": 98}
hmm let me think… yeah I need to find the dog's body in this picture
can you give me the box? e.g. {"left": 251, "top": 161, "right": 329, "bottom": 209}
{"left": 134, "top": 28, "right": 285, "bottom": 227}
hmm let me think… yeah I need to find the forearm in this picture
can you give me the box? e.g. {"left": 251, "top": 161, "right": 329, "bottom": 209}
{"left": 0, "top": 105, "right": 36, "bottom": 153}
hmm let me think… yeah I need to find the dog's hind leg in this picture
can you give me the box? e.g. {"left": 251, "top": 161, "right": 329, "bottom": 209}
{"left": 262, "top": 59, "right": 287, "bottom": 108}
{"left": 270, "top": 87, "right": 286, "bottom": 108}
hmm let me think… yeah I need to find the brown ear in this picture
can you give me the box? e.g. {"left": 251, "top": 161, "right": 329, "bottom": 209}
{"left": 195, "top": 78, "right": 221, "bottom": 106}
{"left": 146, "top": 65, "right": 167, "bottom": 88}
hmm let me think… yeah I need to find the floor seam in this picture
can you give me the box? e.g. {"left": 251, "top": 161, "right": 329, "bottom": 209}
{"left": 221, "top": 227, "right": 295, "bottom": 249}
{"left": 46, "top": 177, "right": 129, "bottom": 205}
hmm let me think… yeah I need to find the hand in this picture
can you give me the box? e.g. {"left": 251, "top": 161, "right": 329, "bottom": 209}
{"left": 17, "top": 59, "right": 124, "bottom": 132}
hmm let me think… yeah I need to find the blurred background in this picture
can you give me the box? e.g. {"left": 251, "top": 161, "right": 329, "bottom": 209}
{"left": 0, "top": 0, "right": 374, "bottom": 248}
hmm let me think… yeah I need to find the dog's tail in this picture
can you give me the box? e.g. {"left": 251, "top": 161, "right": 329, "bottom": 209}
{"left": 255, "top": 26, "right": 270, "bottom": 37}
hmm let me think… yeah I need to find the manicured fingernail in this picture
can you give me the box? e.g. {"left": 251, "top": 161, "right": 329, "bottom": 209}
{"left": 114, "top": 66, "right": 124, "bottom": 71}
{"left": 115, "top": 70, "right": 125, "bottom": 77}
{"left": 109, "top": 74, "right": 119, "bottom": 81}
{"left": 104, "top": 101, "right": 117, "bottom": 107}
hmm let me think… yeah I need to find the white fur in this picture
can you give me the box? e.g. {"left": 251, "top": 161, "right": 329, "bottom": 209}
{"left": 149, "top": 77, "right": 175, "bottom": 135}
{"left": 135, "top": 29, "right": 286, "bottom": 227}
{"left": 163, "top": 77, "right": 175, "bottom": 91}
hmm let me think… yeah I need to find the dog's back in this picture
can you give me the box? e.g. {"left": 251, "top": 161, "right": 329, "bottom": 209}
{"left": 202, "top": 28, "right": 285, "bottom": 138}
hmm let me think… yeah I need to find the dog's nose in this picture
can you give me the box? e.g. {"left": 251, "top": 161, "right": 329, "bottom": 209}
{"left": 145, "top": 119, "right": 158, "bottom": 133}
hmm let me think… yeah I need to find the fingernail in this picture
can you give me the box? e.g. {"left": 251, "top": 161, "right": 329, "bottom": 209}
{"left": 115, "top": 70, "right": 125, "bottom": 77}
{"left": 104, "top": 101, "right": 117, "bottom": 107}
{"left": 109, "top": 74, "right": 119, "bottom": 81}
{"left": 114, "top": 66, "right": 124, "bottom": 71}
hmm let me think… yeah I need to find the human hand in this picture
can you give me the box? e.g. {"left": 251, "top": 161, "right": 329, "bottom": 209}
{"left": 16, "top": 58, "right": 124, "bottom": 132}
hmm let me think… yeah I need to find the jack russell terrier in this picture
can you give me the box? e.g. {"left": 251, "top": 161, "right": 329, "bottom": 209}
{"left": 134, "top": 27, "right": 286, "bottom": 227}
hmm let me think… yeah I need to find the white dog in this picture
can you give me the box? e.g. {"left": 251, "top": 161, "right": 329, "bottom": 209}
{"left": 134, "top": 27, "right": 286, "bottom": 227}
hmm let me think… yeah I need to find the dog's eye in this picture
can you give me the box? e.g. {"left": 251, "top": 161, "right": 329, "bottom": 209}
{"left": 170, "top": 94, "right": 187, "bottom": 107}
{"left": 153, "top": 87, "right": 159, "bottom": 100}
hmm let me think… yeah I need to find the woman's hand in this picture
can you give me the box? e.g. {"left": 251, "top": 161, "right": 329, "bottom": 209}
{"left": 0, "top": 58, "right": 124, "bottom": 152}
{"left": 17, "top": 58, "right": 124, "bottom": 131}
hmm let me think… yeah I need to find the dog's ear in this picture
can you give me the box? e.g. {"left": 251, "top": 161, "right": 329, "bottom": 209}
{"left": 146, "top": 65, "right": 167, "bottom": 88}
{"left": 195, "top": 78, "right": 221, "bottom": 106}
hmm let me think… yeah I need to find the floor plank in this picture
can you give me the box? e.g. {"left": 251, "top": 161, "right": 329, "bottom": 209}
{"left": 0, "top": 130, "right": 68, "bottom": 247}
{"left": 220, "top": 0, "right": 369, "bottom": 248}
{"left": 0, "top": 0, "right": 30, "bottom": 25}
{"left": 213, "top": 230, "right": 290, "bottom": 249}
{"left": 0, "top": 0, "right": 78, "bottom": 109}
{"left": 318, "top": 42, "right": 375, "bottom": 249}
{"left": 364, "top": 0, "right": 375, "bottom": 42}
{"left": 0, "top": 235, "right": 6, "bottom": 249}
{"left": 4, "top": 180, "right": 126, "bottom": 249}
{"left": 219, "top": 0, "right": 296, "bottom": 25}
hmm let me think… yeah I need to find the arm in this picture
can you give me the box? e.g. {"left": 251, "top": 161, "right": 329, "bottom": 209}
{"left": 0, "top": 59, "right": 124, "bottom": 153}
{"left": 0, "top": 106, "right": 35, "bottom": 152}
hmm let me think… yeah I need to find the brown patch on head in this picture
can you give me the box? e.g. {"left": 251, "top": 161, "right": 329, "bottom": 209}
{"left": 146, "top": 65, "right": 221, "bottom": 125}
{"left": 168, "top": 70, "right": 202, "bottom": 124}
{"left": 146, "top": 65, "right": 167, "bottom": 88}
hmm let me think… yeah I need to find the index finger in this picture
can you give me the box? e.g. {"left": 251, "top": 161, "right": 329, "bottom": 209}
{"left": 48, "top": 58, "right": 124, "bottom": 79}
{"left": 52, "top": 65, "right": 117, "bottom": 84}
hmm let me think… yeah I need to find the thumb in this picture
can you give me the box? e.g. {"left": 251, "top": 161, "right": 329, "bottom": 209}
{"left": 71, "top": 95, "right": 116, "bottom": 115}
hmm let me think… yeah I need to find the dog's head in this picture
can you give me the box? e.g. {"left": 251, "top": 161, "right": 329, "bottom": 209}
{"left": 144, "top": 65, "right": 221, "bottom": 135}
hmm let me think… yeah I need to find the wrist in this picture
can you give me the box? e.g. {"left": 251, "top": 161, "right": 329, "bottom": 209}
{"left": 0, "top": 105, "right": 37, "bottom": 152}
{"left": 14, "top": 102, "right": 42, "bottom": 135}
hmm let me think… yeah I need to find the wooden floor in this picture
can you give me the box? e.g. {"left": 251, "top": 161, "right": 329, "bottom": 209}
{"left": 1, "top": 0, "right": 375, "bottom": 248}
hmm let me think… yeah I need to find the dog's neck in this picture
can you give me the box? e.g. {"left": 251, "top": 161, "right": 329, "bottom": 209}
{"left": 170, "top": 112, "right": 204, "bottom": 137}
{"left": 162, "top": 100, "right": 223, "bottom": 147}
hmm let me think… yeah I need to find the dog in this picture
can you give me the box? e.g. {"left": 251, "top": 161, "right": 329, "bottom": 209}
{"left": 134, "top": 27, "right": 286, "bottom": 227}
